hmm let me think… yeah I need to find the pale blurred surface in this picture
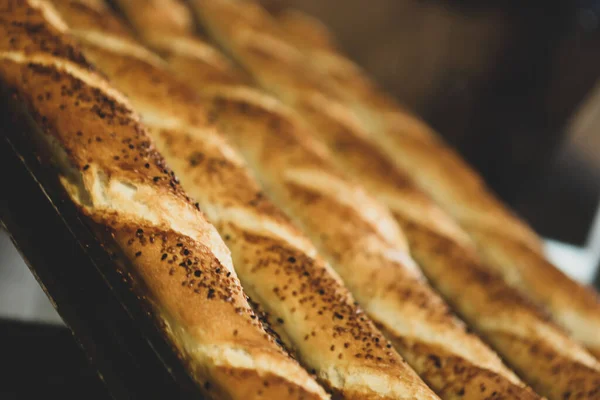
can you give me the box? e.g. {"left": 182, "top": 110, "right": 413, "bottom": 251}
{"left": 0, "top": 229, "right": 63, "bottom": 325}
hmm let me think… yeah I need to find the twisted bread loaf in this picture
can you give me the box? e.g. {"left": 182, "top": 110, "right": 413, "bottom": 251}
{"left": 175, "top": 0, "right": 600, "bottom": 398}
{"left": 46, "top": 1, "right": 440, "bottom": 398}
{"left": 243, "top": 0, "right": 600, "bottom": 360}
{"left": 110, "top": 1, "right": 558, "bottom": 399}
{"left": 0, "top": 1, "right": 330, "bottom": 399}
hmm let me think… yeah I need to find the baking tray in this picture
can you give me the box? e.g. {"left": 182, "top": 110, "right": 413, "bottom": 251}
{"left": 0, "top": 94, "right": 204, "bottom": 399}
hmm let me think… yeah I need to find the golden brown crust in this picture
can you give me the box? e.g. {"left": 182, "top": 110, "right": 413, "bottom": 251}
{"left": 288, "top": 36, "right": 600, "bottom": 399}
{"left": 267, "top": 8, "right": 338, "bottom": 52}
{"left": 290, "top": 90, "right": 595, "bottom": 400}
{"left": 49, "top": 0, "right": 134, "bottom": 37}
{"left": 115, "top": 0, "right": 194, "bottom": 38}
{"left": 49, "top": 1, "right": 437, "bottom": 397}
{"left": 292, "top": 91, "right": 584, "bottom": 400}
{"left": 201, "top": 87, "right": 545, "bottom": 399}
{"left": 382, "top": 337, "right": 540, "bottom": 400}
{"left": 245, "top": 0, "right": 600, "bottom": 358}
{"left": 103, "top": 1, "right": 560, "bottom": 399}
{"left": 292, "top": 94, "right": 474, "bottom": 249}
{"left": 184, "top": 1, "right": 600, "bottom": 398}
{"left": 342, "top": 48, "right": 600, "bottom": 359}
{"left": 114, "top": 0, "right": 247, "bottom": 87}
{"left": 404, "top": 221, "right": 600, "bottom": 399}
{"left": 113, "top": 223, "right": 325, "bottom": 400}
{"left": 151, "top": 127, "right": 409, "bottom": 376}
{"left": 0, "top": 2, "right": 327, "bottom": 398}
{"left": 489, "top": 331, "right": 600, "bottom": 400}
{"left": 166, "top": 50, "right": 247, "bottom": 89}
{"left": 265, "top": 7, "right": 407, "bottom": 115}
{"left": 190, "top": 0, "right": 342, "bottom": 104}
{"left": 209, "top": 366, "right": 325, "bottom": 400}
{"left": 471, "top": 228, "right": 600, "bottom": 356}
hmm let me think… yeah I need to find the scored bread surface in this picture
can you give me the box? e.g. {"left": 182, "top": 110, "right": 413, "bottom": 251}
{"left": 171, "top": 0, "right": 599, "bottom": 399}
{"left": 0, "top": 1, "right": 330, "bottom": 399}
{"left": 254, "top": 0, "right": 600, "bottom": 361}
{"left": 107, "top": 0, "right": 574, "bottom": 399}
{"left": 47, "top": 1, "right": 442, "bottom": 398}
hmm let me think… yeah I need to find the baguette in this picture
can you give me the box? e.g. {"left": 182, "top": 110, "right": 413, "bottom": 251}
{"left": 200, "top": 85, "right": 543, "bottom": 400}
{"left": 0, "top": 2, "right": 330, "bottom": 399}
{"left": 46, "top": 1, "right": 441, "bottom": 398}
{"left": 113, "top": 0, "right": 248, "bottom": 87}
{"left": 184, "top": 1, "right": 600, "bottom": 398}
{"left": 284, "top": 90, "right": 600, "bottom": 400}
{"left": 113, "top": 0, "right": 249, "bottom": 94}
{"left": 111, "top": 1, "right": 557, "bottom": 399}
{"left": 269, "top": 8, "right": 338, "bottom": 52}
{"left": 266, "top": 1, "right": 600, "bottom": 360}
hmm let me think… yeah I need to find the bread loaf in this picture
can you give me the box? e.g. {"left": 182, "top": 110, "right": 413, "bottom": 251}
{"left": 288, "top": 87, "right": 600, "bottom": 400}
{"left": 185, "top": 0, "right": 600, "bottom": 398}
{"left": 109, "top": 1, "right": 574, "bottom": 399}
{"left": 0, "top": 1, "right": 330, "bottom": 399}
{"left": 47, "top": 1, "right": 442, "bottom": 398}
{"left": 200, "top": 84, "right": 544, "bottom": 400}
{"left": 266, "top": 1, "right": 600, "bottom": 361}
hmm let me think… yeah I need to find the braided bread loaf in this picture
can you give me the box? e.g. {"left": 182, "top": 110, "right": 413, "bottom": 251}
{"left": 46, "top": 1, "right": 442, "bottom": 398}
{"left": 149, "top": 1, "right": 599, "bottom": 399}
{"left": 234, "top": 0, "right": 600, "bottom": 361}
{"left": 108, "top": 1, "right": 570, "bottom": 399}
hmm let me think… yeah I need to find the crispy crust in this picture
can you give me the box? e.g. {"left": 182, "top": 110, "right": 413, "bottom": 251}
{"left": 105, "top": 0, "right": 566, "bottom": 399}
{"left": 200, "top": 86, "right": 543, "bottom": 400}
{"left": 0, "top": 1, "right": 327, "bottom": 399}
{"left": 341, "top": 35, "right": 600, "bottom": 360}
{"left": 404, "top": 221, "right": 600, "bottom": 398}
{"left": 300, "top": 92, "right": 600, "bottom": 399}
{"left": 251, "top": 0, "right": 600, "bottom": 359}
{"left": 47, "top": 0, "right": 439, "bottom": 398}
{"left": 114, "top": 0, "right": 247, "bottom": 87}
{"left": 184, "top": 1, "right": 600, "bottom": 399}
{"left": 267, "top": 7, "right": 338, "bottom": 52}
{"left": 287, "top": 76, "right": 600, "bottom": 399}
{"left": 151, "top": 125, "right": 438, "bottom": 399}
{"left": 112, "top": 223, "right": 326, "bottom": 400}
